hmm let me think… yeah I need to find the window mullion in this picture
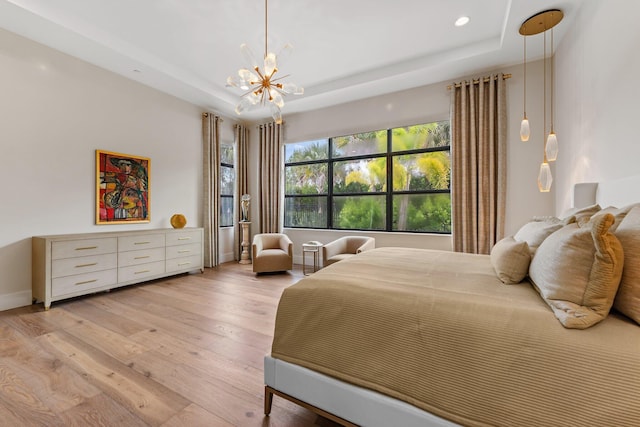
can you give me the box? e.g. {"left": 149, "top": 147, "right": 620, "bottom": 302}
{"left": 328, "top": 137, "right": 334, "bottom": 229}
{"left": 386, "top": 129, "right": 393, "bottom": 232}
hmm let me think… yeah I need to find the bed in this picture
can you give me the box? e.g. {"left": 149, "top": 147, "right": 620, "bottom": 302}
{"left": 264, "top": 177, "right": 640, "bottom": 427}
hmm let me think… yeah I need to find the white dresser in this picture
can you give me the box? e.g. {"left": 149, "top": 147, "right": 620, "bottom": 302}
{"left": 32, "top": 228, "right": 204, "bottom": 309}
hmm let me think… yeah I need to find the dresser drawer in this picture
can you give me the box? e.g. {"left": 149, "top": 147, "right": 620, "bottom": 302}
{"left": 118, "top": 234, "right": 165, "bottom": 252}
{"left": 166, "top": 255, "right": 202, "bottom": 273}
{"left": 166, "top": 242, "right": 201, "bottom": 260}
{"left": 118, "top": 247, "right": 165, "bottom": 267}
{"left": 52, "top": 253, "right": 117, "bottom": 279}
{"left": 166, "top": 230, "right": 202, "bottom": 246}
{"left": 118, "top": 260, "right": 165, "bottom": 283}
{"left": 52, "top": 238, "right": 117, "bottom": 260}
{"left": 52, "top": 269, "right": 117, "bottom": 297}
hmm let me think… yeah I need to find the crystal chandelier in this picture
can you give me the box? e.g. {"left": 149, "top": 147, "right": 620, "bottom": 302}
{"left": 226, "top": 0, "right": 303, "bottom": 124}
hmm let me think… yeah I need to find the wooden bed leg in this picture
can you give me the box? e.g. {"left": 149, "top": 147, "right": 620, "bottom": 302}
{"left": 264, "top": 386, "right": 274, "bottom": 415}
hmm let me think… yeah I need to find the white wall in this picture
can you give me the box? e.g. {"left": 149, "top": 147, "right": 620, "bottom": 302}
{"left": 0, "top": 29, "right": 240, "bottom": 310}
{"left": 555, "top": 0, "right": 640, "bottom": 213}
{"left": 257, "top": 60, "right": 554, "bottom": 261}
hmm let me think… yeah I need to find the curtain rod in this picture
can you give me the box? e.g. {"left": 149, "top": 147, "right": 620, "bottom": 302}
{"left": 447, "top": 73, "right": 512, "bottom": 90}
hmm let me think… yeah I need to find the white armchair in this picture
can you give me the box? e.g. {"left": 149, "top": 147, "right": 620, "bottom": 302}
{"left": 252, "top": 233, "right": 293, "bottom": 274}
{"left": 322, "top": 236, "right": 376, "bottom": 267}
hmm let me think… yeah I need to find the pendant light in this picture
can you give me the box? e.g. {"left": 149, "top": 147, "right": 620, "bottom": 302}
{"left": 538, "top": 29, "right": 552, "bottom": 192}
{"left": 520, "top": 33, "right": 530, "bottom": 141}
{"left": 519, "top": 9, "right": 563, "bottom": 192}
{"left": 545, "top": 25, "right": 558, "bottom": 161}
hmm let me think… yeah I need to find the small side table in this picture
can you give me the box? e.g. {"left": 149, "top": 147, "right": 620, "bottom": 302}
{"left": 302, "top": 241, "right": 322, "bottom": 275}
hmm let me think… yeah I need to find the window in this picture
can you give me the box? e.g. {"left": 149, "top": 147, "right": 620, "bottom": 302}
{"left": 220, "top": 143, "right": 234, "bottom": 227}
{"left": 284, "top": 122, "right": 451, "bottom": 233}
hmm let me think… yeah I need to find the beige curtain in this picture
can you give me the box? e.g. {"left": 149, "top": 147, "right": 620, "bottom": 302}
{"left": 234, "top": 124, "right": 249, "bottom": 259}
{"left": 450, "top": 73, "right": 507, "bottom": 254}
{"left": 259, "top": 122, "right": 283, "bottom": 233}
{"left": 202, "top": 113, "right": 221, "bottom": 267}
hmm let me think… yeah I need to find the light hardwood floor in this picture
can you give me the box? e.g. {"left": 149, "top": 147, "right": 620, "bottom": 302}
{"left": 0, "top": 262, "right": 340, "bottom": 426}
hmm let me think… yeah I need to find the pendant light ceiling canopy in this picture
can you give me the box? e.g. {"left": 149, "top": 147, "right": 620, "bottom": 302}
{"left": 519, "top": 9, "right": 564, "bottom": 36}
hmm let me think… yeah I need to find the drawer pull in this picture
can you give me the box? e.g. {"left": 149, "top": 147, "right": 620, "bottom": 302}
{"left": 75, "top": 246, "right": 98, "bottom": 251}
{"left": 75, "top": 262, "right": 98, "bottom": 268}
{"left": 178, "top": 250, "right": 191, "bottom": 254}
{"left": 75, "top": 279, "right": 97, "bottom": 286}
{"left": 178, "top": 237, "right": 191, "bottom": 241}
{"left": 134, "top": 270, "right": 151, "bottom": 275}
{"left": 134, "top": 241, "right": 151, "bottom": 245}
{"left": 134, "top": 255, "right": 150, "bottom": 260}
{"left": 178, "top": 262, "right": 192, "bottom": 266}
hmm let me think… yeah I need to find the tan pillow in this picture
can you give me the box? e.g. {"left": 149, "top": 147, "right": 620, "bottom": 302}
{"left": 491, "top": 237, "right": 531, "bottom": 284}
{"left": 514, "top": 216, "right": 573, "bottom": 253}
{"left": 613, "top": 206, "right": 640, "bottom": 324}
{"left": 560, "top": 203, "right": 601, "bottom": 221}
{"left": 528, "top": 213, "right": 624, "bottom": 329}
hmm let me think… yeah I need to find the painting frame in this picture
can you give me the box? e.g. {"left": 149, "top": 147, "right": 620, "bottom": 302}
{"left": 96, "top": 150, "right": 151, "bottom": 224}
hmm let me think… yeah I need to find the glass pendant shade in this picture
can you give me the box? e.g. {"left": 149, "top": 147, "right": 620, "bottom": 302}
{"left": 545, "top": 132, "right": 558, "bottom": 161}
{"left": 270, "top": 103, "right": 282, "bottom": 124}
{"left": 240, "top": 43, "right": 259, "bottom": 70}
{"left": 282, "top": 82, "right": 304, "bottom": 95}
{"left": 538, "top": 162, "right": 553, "bottom": 192}
{"left": 235, "top": 97, "right": 253, "bottom": 114}
{"left": 226, "top": 76, "right": 238, "bottom": 88}
{"left": 520, "top": 117, "right": 530, "bottom": 141}
{"left": 271, "top": 90, "right": 284, "bottom": 108}
{"left": 264, "top": 53, "right": 277, "bottom": 76}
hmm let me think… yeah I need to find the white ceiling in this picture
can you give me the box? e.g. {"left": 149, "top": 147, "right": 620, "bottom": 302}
{"left": 0, "top": 0, "right": 583, "bottom": 122}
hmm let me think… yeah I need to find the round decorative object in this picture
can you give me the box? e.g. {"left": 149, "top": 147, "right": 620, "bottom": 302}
{"left": 170, "top": 214, "right": 187, "bottom": 229}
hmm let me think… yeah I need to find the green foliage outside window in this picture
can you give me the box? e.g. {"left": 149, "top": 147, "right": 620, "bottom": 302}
{"left": 334, "top": 196, "right": 386, "bottom": 230}
{"left": 284, "top": 121, "right": 451, "bottom": 233}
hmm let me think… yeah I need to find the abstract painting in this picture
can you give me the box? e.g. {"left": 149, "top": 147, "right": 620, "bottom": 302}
{"left": 96, "top": 150, "right": 150, "bottom": 224}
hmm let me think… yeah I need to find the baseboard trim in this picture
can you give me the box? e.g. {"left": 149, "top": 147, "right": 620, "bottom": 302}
{"left": 220, "top": 251, "right": 236, "bottom": 264}
{"left": 0, "top": 289, "right": 32, "bottom": 311}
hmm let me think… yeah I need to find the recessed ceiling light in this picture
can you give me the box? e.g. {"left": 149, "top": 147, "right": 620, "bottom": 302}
{"left": 455, "top": 16, "right": 470, "bottom": 27}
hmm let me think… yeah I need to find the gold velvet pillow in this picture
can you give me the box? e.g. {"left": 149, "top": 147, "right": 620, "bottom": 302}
{"left": 613, "top": 206, "right": 640, "bottom": 324}
{"left": 528, "top": 213, "right": 624, "bottom": 329}
{"left": 491, "top": 237, "right": 531, "bottom": 284}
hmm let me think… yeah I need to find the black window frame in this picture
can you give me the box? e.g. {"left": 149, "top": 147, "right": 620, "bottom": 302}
{"left": 220, "top": 144, "right": 235, "bottom": 228}
{"left": 284, "top": 122, "right": 451, "bottom": 233}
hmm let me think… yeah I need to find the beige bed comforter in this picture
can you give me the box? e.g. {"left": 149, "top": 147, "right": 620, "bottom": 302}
{"left": 271, "top": 247, "right": 640, "bottom": 427}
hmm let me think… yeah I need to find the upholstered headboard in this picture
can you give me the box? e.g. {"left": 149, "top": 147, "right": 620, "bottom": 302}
{"left": 574, "top": 175, "right": 640, "bottom": 208}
